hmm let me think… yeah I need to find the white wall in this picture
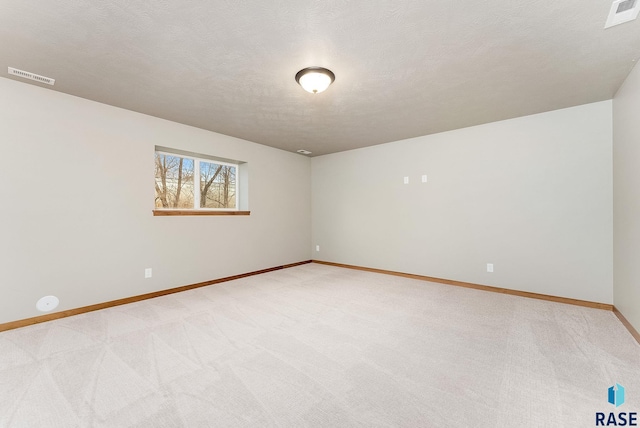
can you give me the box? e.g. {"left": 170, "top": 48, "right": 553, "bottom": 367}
{"left": 613, "top": 62, "right": 640, "bottom": 333}
{"left": 0, "top": 74, "right": 620, "bottom": 325}
{"left": 312, "top": 101, "right": 613, "bottom": 304}
{"left": 0, "top": 77, "right": 311, "bottom": 324}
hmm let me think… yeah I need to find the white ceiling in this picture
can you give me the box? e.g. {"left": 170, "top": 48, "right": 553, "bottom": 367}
{"left": 1, "top": 1, "right": 639, "bottom": 156}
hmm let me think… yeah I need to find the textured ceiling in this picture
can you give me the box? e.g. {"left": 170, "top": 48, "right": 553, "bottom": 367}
{"left": 1, "top": 1, "right": 639, "bottom": 156}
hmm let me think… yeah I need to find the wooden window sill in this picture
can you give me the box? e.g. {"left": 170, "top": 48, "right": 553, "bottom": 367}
{"left": 153, "top": 210, "right": 250, "bottom": 216}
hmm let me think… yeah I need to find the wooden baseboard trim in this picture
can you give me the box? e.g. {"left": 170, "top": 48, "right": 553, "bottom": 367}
{"left": 153, "top": 210, "right": 250, "bottom": 216}
{"left": 312, "top": 260, "right": 613, "bottom": 311}
{"left": 6, "top": 259, "right": 631, "bottom": 341}
{"left": 0, "top": 260, "right": 312, "bottom": 333}
{"left": 613, "top": 307, "right": 640, "bottom": 345}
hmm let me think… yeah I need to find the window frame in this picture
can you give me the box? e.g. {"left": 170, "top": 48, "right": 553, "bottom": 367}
{"left": 154, "top": 149, "right": 245, "bottom": 215}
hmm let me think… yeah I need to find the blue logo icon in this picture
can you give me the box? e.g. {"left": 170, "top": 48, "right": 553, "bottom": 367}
{"left": 609, "top": 383, "right": 625, "bottom": 408}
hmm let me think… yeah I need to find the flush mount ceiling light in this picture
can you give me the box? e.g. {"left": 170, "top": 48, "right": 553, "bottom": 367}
{"left": 295, "top": 67, "right": 335, "bottom": 94}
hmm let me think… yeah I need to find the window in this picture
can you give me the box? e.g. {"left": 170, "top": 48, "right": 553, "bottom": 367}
{"left": 154, "top": 153, "right": 196, "bottom": 209}
{"left": 153, "top": 148, "right": 248, "bottom": 216}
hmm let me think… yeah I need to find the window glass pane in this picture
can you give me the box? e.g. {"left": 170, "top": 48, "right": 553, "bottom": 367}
{"left": 200, "top": 161, "right": 236, "bottom": 208}
{"left": 154, "top": 153, "right": 194, "bottom": 208}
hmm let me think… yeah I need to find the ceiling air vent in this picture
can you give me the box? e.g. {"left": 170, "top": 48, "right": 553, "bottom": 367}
{"left": 8, "top": 67, "right": 55, "bottom": 85}
{"left": 605, "top": 0, "right": 640, "bottom": 28}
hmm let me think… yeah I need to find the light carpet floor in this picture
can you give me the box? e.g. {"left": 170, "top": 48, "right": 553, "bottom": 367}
{"left": 0, "top": 263, "right": 638, "bottom": 427}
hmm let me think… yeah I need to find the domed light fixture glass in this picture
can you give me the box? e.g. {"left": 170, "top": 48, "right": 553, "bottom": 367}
{"left": 295, "top": 67, "right": 335, "bottom": 94}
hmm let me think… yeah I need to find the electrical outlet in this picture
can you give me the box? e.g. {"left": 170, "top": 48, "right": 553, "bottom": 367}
{"left": 486, "top": 263, "right": 494, "bottom": 273}
{"left": 316, "top": 245, "right": 320, "bottom": 252}
{"left": 403, "top": 176, "right": 409, "bottom": 184}
{"left": 145, "top": 268, "right": 152, "bottom": 278}
{"left": 422, "top": 175, "right": 428, "bottom": 183}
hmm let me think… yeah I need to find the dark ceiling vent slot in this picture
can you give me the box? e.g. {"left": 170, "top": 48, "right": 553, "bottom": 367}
{"left": 7, "top": 67, "right": 55, "bottom": 85}
{"left": 617, "top": 0, "right": 637, "bottom": 13}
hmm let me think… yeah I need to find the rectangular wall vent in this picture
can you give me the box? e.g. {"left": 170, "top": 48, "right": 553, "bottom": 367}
{"left": 606, "top": 0, "right": 640, "bottom": 28}
{"left": 8, "top": 67, "right": 55, "bottom": 85}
